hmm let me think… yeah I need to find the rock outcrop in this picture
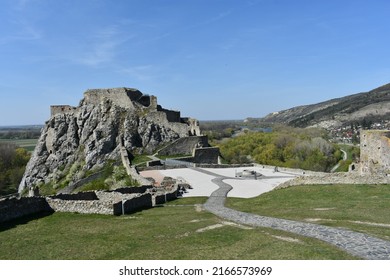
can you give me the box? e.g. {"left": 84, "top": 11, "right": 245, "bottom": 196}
{"left": 19, "top": 87, "right": 200, "bottom": 194}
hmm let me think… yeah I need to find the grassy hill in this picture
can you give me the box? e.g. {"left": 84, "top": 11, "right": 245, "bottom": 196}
{"left": 259, "top": 83, "right": 390, "bottom": 128}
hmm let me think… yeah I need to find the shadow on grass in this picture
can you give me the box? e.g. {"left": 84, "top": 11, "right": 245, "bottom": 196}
{"left": 0, "top": 211, "right": 54, "bottom": 232}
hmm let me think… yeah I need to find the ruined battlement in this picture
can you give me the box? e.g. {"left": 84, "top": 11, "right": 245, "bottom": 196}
{"left": 83, "top": 87, "right": 158, "bottom": 110}
{"left": 360, "top": 130, "right": 390, "bottom": 175}
{"left": 50, "top": 105, "right": 78, "bottom": 116}
{"left": 20, "top": 86, "right": 203, "bottom": 193}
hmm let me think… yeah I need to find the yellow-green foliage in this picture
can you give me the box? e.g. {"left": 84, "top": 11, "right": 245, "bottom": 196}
{"left": 0, "top": 143, "right": 31, "bottom": 195}
{"left": 219, "top": 129, "right": 340, "bottom": 172}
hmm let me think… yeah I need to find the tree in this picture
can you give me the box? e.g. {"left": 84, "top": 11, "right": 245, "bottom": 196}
{"left": 0, "top": 143, "right": 31, "bottom": 195}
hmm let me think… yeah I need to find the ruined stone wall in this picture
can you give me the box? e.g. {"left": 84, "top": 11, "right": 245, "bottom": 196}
{"left": 84, "top": 88, "right": 140, "bottom": 109}
{"left": 1, "top": 186, "right": 180, "bottom": 223}
{"left": 192, "top": 147, "right": 220, "bottom": 164}
{"left": 145, "top": 112, "right": 189, "bottom": 137}
{"left": 158, "top": 136, "right": 209, "bottom": 156}
{"left": 181, "top": 118, "right": 201, "bottom": 136}
{"left": 360, "top": 130, "right": 390, "bottom": 175}
{"left": 0, "top": 197, "right": 52, "bottom": 223}
{"left": 122, "top": 193, "right": 153, "bottom": 213}
{"left": 158, "top": 108, "right": 181, "bottom": 122}
{"left": 276, "top": 172, "right": 390, "bottom": 190}
{"left": 46, "top": 197, "right": 121, "bottom": 215}
{"left": 50, "top": 105, "right": 77, "bottom": 116}
{"left": 154, "top": 187, "right": 179, "bottom": 205}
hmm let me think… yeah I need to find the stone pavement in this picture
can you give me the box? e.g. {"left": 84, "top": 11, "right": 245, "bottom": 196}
{"left": 199, "top": 169, "right": 390, "bottom": 260}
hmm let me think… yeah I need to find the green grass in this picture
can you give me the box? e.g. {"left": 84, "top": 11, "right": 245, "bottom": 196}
{"left": 157, "top": 154, "right": 192, "bottom": 160}
{"left": 0, "top": 139, "right": 38, "bottom": 152}
{"left": 0, "top": 197, "right": 355, "bottom": 260}
{"left": 227, "top": 184, "right": 390, "bottom": 241}
{"left": 131, "top": 155, "right": 152, "bottom": 165}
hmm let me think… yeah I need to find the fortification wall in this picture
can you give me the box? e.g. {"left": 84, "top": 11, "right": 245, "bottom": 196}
{"left": 192, "top": 147, "right": 220, "bottom": 164}
{"left": 181, "top": 118, "right": 201, "bottom": 136}
{"left": 145, "top": 112, "right": 189, "bottom": 137}
{"left": 158, "top": 136, "right": 209, "bottom": 156}
{"left": 360, "top": 130, "right": 390, "bottom": 175}
{"left": 84, "top": 88, "right": 139, "bottom": 109}
{"left": 157, "top": 108, "right": 181, "bottom": 122}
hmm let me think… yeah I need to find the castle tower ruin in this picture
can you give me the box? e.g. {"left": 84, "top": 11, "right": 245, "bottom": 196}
{"left": 359, "top": 130, "right": 390, "bottom": 175}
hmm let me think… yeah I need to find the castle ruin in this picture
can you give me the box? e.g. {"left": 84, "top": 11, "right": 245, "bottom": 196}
{"left": 50, "top": 87, "right": 201, "bottom": 137}
{"left": 359, "top": 130, "right": 390, "bottom": 175}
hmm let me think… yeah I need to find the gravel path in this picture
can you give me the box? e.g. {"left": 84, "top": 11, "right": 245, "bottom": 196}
{"left": 200, "top": 169, "right": 390, "bottom": 260}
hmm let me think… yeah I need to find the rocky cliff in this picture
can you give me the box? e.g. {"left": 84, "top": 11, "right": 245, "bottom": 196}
{"left": 19, "top": 88, "right": 200, "bottom": 194}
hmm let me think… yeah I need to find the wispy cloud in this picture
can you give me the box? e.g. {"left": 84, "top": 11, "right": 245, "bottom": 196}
{"left": 68, "top": 24, "right": 135, "bottom": 67}
{"left": 0, "top": 21, "right": 42, "bottom": 45}
{"left": 117, "top": 65, "right": 157, "bottom": 81}
{"left": 0, "top": 0, "right": 43, "bottom": 46}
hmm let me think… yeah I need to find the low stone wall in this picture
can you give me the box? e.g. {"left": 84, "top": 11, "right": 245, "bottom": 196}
{"left": 154, "top": 187, "right": 179, "bottom": 205}
{"left": 157, "top": 136, "right": 209, "bottom": 156}
{"left": 277, "top": 172, "right": 390, "bottom": 189}
{"left": 195, "top": 163, "right": 255, "bottom": 168}
{"left": 0, "top": 197, "right": 52, "bottom": 223}
{"left": 51, "top": 192, "right": 98, "bottom": 200}
{"left": 122, "top": 193, "right": 153, "bottom": 214}
{"left": 111, "top": 186, "right": 153, "bottom": 194}
{"left": 1, "top": 186, "right": 180, "bottom": 223}
{"left": 46, "top": 198, "right": 121, "bottom": 215}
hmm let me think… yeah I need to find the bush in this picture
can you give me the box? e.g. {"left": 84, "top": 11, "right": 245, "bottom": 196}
{"left": 219, "top": 128, "right": 339, "bottom": 172}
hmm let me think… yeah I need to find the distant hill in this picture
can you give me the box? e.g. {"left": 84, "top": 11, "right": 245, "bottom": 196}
{"left": 257, "top": 83, "right": 390, "bottom": 129}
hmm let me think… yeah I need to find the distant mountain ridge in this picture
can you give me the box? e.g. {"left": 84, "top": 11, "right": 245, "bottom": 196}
{"left": 259, "top": 83, "right": 390, "bottom": 128}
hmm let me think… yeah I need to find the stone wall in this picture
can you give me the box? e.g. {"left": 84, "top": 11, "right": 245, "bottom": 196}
{"left": 158, "top": 136, "right": 209, "bottom": 156}
{"left": 83, "top": 88, "right": 142, "bottom": 110}
{"left": 360, "top": 130, "right": 390, "bottom": 175}
{"left": 119, "top": 142, "right": 152, "bottom": 186}
{"left": 158, "top": 107, "right": 181, "bottom": 122}
{"left": 276, "top": 172, "right": 390, "bottom": 190}
{"left": 145, "top": 111, "right": 189, "bottom": 137}
{"left": 154, "top": 187, "right": 179, "bottom": 205}
{"left": 50, "top": 105, "right": 78, "bottom": 116}
{"left": 122, "top": 193, "right": 153, "bottom": 213}
{"left": 46, "top": 197, "right": 121, "bottom": 215}
{"left": 181, "top": 118, "right": 201, "bottom": 136}
{"left": 0, "top": 197, "right": 52, "bottom": 223}
{"left": 1, "top": 186, "right": 180, "bottom": 223}
{"left": 192, "top": 147, "right": 220, "bottom": 164}
{"left": 51, "top": 192, "right": 98, "bottom": 200}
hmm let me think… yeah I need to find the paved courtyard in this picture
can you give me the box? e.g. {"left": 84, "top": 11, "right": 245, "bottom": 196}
{"left": 142, "top": 166, "right": 390, "bottom": 259}
{"left": 141, "top": 166, "right": 298, "bottom": 198}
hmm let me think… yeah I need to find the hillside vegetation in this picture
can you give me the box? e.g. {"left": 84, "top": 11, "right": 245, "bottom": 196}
{"left": 259, "top": 83, "right": 390, "bottom": 128}
{"left": 218, "top": 126, "right": 341, "bottom": 172}
{"left": 0, "top": 143, "right": 30, "bottom": 195}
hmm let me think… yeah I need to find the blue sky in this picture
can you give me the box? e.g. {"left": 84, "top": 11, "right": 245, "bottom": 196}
{"left": 1, "top": 0, "right": 390, "bottom": 125}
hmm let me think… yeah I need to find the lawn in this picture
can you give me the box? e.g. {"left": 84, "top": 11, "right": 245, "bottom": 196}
{"left": 227, "top": 184, "right": 390, "bottom": 242}
{"left": 0, "top": 197, "right": 355, "bottom": 260}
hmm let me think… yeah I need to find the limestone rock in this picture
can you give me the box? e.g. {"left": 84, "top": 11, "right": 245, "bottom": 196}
{"left": 19, "top": 87, "right": 200, "bottom": 193}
